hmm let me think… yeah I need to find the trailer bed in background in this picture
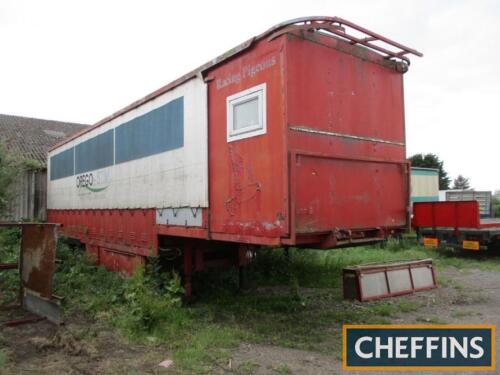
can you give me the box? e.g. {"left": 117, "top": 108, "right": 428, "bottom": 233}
{"left": 413, "top": 201, "right": 500, "bottom": 251}
{"left": 480, "top": 218, "right": 500, "bottom": 227}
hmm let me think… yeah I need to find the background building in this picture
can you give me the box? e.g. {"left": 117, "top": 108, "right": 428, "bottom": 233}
{"left": 410, "top": 167, "right": 439, "bottom": 204}
{"left": 0, "top": 114, "right": 87, "bottom": 220}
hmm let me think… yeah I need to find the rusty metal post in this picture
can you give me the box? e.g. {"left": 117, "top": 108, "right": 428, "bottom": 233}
{"left": 0, "top": 222, "right": 61, "bottom": 326}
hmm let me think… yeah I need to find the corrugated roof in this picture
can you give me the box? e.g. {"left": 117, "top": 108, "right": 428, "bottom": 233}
{"left": 0, "top": 114, "right": 88, "bottom": 166}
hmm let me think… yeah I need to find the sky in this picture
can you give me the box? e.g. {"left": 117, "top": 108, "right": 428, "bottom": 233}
{"left": 1, "top": 0, "right": 499, "bottom": 192}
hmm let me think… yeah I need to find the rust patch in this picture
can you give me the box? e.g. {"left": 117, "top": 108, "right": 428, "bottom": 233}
{"left": 21, "top": 225, "right": 57, "bottom": 299}
{"left": 1, "top": 222, "right": 60, "bottom": 326}
{"left": 226, "top": 145, "right": 262, "bottom": 216}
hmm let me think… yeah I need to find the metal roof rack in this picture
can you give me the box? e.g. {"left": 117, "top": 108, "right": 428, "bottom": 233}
{"left": 266, "top": 16, "right": 423, "bottom": 64}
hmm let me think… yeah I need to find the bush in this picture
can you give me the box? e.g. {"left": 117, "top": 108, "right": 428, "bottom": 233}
{"left": 54, "top": 242, "right": 190, "bottom": 342}
{"left": 0, "top": 144, "right": 19, "bottom": 216}
{"left": 493, "top": 196, "right": 500, "bottom": 218}
{"left": 0, "top": 228, "right": 21, "bottom": 305}
{"left": 121, "top": 266, "right": 184, "bottom": 333}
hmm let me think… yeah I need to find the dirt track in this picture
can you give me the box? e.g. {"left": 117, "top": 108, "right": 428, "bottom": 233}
{"left": 0, "top": 314, "right": 166, "bottom": 374}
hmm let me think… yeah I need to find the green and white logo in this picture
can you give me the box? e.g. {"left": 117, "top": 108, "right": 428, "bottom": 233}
{"left": 76, "top": 170, "right": 110, "bottom": 193}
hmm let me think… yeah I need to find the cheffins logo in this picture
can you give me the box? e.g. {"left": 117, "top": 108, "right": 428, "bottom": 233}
{"left": 76, "top": 170, "right": 110, "bottom": 193}
{"left": 343, "top": 324, "right": 495, "bottom": 371}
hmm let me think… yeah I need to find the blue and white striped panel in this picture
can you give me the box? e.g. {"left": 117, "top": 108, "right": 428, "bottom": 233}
{"left": 50, "top": 148, "right": 74, "bottom": 180}
{"left": 75, "top": 129, "right": 114, "bottom": 174}
{"left": 115, "top": 97, "right": 184, "bottom": 164}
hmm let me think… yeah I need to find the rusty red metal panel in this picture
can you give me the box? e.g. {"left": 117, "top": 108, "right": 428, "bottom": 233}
{"left": 97, "top": 247, "right": 144, "bottom": 275}
{"left": 20, "top": 224, "right": 57, "bottom": 299}
{"left": 156, "top": 225, "right": 209, "bottom": 240}
{"left": 48, "top": 209, "right": 156, "bottom": 249}
{"left": 293, "top": 154, "right": 408, "bottom": 233}
{"left": 412, "top": 201, "right": 481, "bottom": 229}
{"left": 0, "top": 223, "right": 61, "bottom": 326}
{"left": 285, "top": 31, "right": 409, "bottom": 238}
{"left": 286, "top": 31, "right": 406, "bottom": 147}
{"left": 207, "top": 37, "right": 289, "bottom": 240}
{"left": 48, "top": 208, "right": 213, "bottom": 272}
{"left": 47, "top": 209, "right": 156, "bottom": 273}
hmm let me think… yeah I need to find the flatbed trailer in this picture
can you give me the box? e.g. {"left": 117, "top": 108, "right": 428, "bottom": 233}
{"left": 412, "top": 201, "right": 500, "bottom": 251}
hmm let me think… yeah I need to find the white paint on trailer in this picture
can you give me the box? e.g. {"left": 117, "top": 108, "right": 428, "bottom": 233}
{"left": 47, "top": 77, "right": 208, "bottom": 209}
{"left": 156, "top": 207, "right": 203, "bottom": 227}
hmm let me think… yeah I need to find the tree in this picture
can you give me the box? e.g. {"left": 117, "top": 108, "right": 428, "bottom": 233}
{"left": 493, "top": 194, "right": 500, "bottom": 218}
{"left": 408, "top": 153, "right": 451, "bottom": 190}
{"left": 0, "top": 144, "right": 19, "bottom": 216}
{"left": 493, "top": 195, "right": 500, "bottom": 218}
{"left": 452, "top": 175, "right": 471, "bottom": 190}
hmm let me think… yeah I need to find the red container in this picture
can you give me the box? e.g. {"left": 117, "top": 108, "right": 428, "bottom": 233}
{"left": 47, "top": 17, "right": 421, "bottom": 293}
{"left": 207, "top": 17, "right": 419, "bottom": 249}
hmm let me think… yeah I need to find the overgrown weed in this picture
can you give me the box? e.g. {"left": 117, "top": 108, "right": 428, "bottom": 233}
{"left": 3, "top": 231, "right": 500, "bottom": 374}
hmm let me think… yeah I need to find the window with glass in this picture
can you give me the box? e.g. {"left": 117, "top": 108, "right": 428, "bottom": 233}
{"left": 227, "top": 83, "right": 266, "bottom": 142}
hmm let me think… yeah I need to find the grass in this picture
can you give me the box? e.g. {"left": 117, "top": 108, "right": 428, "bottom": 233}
{"left": 51, "top": 243, "right": 250, "bottom": 373}
{"left": 0, "top": 349, "right": 7, "bottom": 369}
{"left": 237, "top": 361, "right": 259, "bottom": 374}
{"left": 2, "top": 230, "right": 500, "bottom": 374}
{"left": 272, "top": 363, "right": 292, "bottom": 374}
{"left": 397, "top": 299, "right": 423, "bottom": 313}
{"left": 171, "top": 326, "right": 241, "bottom": 374}
{"left": 0, "top": 228, "right": 21, "bottom": 306}
{"left": 453, "top": 289, "right": 489, "bottom": 305}
{"left": 450, "top": 309, "right": 474, "bottom": 318}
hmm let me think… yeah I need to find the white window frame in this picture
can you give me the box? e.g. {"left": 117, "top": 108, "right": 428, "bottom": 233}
{"left": 227, "top": 83, "right": 267, "bottom": 142}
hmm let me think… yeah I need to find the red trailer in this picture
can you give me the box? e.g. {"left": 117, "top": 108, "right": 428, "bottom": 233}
{"left": 413, "top": 201, "right": 500, "bottom": 251}
{"left": 47, "top": 17, "right": 422, "bottom": 295}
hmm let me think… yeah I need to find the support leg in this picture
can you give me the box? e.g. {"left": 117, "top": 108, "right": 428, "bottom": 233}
{"left": 237, "top": 245, "right": 255, "bottom": 291}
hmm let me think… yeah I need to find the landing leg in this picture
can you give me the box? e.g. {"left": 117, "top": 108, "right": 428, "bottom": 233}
{"left": 238, "top": 245, "right": 255, "bottom": 291}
